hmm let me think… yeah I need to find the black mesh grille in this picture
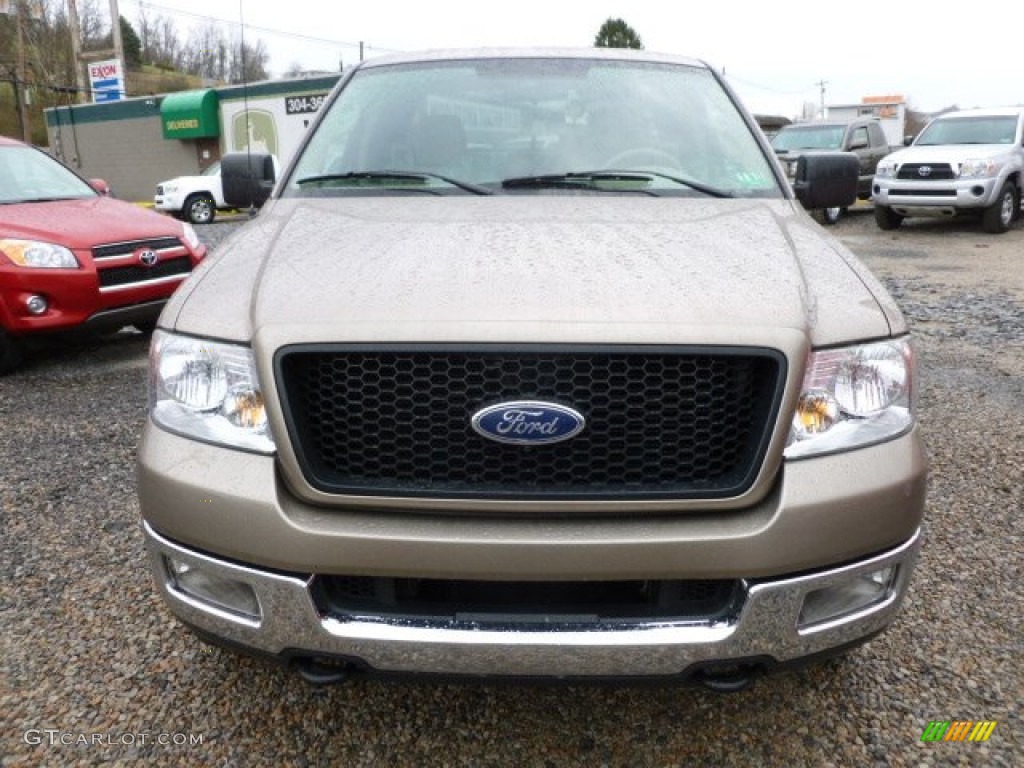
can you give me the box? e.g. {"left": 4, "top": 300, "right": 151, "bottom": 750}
{"left": 92, "top": 237, "right": 183, "bottom": 259}
{"left": 277, "top": 345, "right": 784, "bottom": 500}
{"left": 98, "top": 257, "right": 192, "bottom": 288}
{"left": 896, "top": 163, "right": 955, "bottom": 180}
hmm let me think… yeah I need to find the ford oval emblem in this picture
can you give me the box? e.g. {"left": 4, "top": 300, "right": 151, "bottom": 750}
{"left": 471, "top": 401, "right": 585, "bottom": 445}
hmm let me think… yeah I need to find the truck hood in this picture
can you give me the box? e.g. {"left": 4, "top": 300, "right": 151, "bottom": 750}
{"left": 773, "top": 149, "right": 842, "bottom": 158}
{"left": 169, "top": 196, "right": 900, "bottom": 347}
{"left": 1, "top": 196, "right": 187, "bottom": 249}
{"left": 159, "top": 174, "right": 219, "bottom": 187}
{"left": 885, "top": 143, "right": 1014, "bottom": 166}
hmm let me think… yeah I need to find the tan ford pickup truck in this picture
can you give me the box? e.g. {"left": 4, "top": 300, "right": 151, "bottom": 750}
{"left": 137, "top": 48, "right": 926, "bottom": 691}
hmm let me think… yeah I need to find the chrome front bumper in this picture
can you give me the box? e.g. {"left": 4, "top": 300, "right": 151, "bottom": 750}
{"left": 873, "top": 176, "right": 1000, "bottom": 215}
{"left": 145, "top": 523, "right": 921, "bottom": 679}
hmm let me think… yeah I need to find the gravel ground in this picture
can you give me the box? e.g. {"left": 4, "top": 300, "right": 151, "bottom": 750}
{"left": 2, "top": 211, "right": 1021, "bottom": 767}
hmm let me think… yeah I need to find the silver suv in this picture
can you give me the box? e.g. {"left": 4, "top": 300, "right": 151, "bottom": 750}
{"left": 137, "top": 49, "right": 926, "bottom": 690}
{"left": 873, "top": 107, "right": 1024, "bottom": 233}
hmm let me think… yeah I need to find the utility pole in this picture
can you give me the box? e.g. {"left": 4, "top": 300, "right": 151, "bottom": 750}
{"left": 14, "top": 0, "right": 31, "bottom": 141}
{"left": 109, "top": 0, "right": 124, "bottom": 82}
{"left": 815, "top": 79, "right": 828, "bottom": 119}
{"left": 67, "top": 0, "right": 87, "bottom": 102}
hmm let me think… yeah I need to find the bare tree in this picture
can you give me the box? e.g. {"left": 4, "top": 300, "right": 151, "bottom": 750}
{"left": 155, "top": 15, "right": 180, "bottom": 69}
{"left": 77, "top": 0, "right": 107, "bottom": 50}
{"left": 184, "top": 23, "right": 229, "bottom": 81}
{"left": 227, "top": 37, "right": 269, "bottom": 83}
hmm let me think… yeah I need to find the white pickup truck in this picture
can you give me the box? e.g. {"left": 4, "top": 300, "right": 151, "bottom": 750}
{"left": 155, "top": 156, "right": 281, "bottom": 224}
{"left": 872, "top": 107, "right": 1024, "bottom": 233}
{"left": 154, "top": 162, "right": 229, "bottom": 225}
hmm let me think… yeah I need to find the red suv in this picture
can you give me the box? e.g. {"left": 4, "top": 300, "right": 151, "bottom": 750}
{"left": 0, "top": 137, "right": 206, "bottom": 373}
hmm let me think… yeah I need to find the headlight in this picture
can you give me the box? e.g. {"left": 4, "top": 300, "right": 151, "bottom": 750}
{"left": 874, "top": 162, "right": 896, "bottom": 179}
{"left": 149, "top": 331, "right": 275, "bottom": 453}
{"left": 181, "top": 223, "right": 202, "bottom": 251}
{"left": 958, "top": 158, "right": 999, "bottom": 178}
{"left": 0, "top": 239, "right": 79, "bottom": 268}
{"left": 785, "top": 338, "right": 916, "bottom": 459}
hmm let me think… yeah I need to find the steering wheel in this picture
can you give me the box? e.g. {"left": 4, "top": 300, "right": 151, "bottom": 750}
{"left": 601, "top": 147, "right": 681, "bottom": 170}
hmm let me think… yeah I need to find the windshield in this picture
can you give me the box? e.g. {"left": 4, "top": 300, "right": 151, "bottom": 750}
{"left": 916, "top": 116, "right": 1019, "bottom": 146}
{"left": 771, "top": 125, "right": 844, "bottom": 151}
{"left": 0, "top": 145, "right": 97, "bottom": 204}
{"left": 286, "top": 57, "right": 780, "bottom": 197}
{"left": 201, "top": 162, "right": 221, "bottom": 177}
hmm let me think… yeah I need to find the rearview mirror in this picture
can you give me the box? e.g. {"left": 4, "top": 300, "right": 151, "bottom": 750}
{"left": 89, "top": 179, "right": 112, "bottom": 196}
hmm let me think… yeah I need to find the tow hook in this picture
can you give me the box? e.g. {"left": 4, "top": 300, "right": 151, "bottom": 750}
{"left": 295, "top": 657, "right": 354, "bottom": 685}
{"left": 692, "top": 662, "right": 763, "bottom": 693}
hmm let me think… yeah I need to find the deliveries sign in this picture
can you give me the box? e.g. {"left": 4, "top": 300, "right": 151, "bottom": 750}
{"left": 89, "top": 59, "right": 124, "bottom": 103}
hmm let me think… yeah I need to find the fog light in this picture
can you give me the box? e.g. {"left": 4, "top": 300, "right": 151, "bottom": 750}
{"left": 26, "top": 294, "right": 48, "bottom": 315}
{"left": 164, "top": 556, "right": 261, "bottom": 621}
{"left": 798, "top": 566, "right": 897, "bottom": 629}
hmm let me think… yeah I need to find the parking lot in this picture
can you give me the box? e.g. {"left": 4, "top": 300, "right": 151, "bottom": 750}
{"left": 2, "top": 209, "right": 1021, "bottom": 767}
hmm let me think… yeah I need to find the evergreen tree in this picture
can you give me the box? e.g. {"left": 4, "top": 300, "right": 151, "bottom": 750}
{"left": 594, "top": 18, "right": 644, "bottom": 49}
{"left": 120, "top": 16, "right": 142, "bottom": 70}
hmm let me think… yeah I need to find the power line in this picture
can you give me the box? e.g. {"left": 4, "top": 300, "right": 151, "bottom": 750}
{"left": 723, "top": 71, "right": 817, "bottom": 97}
{"left": 122, "top": 0, "right": 403, "bottom": 54}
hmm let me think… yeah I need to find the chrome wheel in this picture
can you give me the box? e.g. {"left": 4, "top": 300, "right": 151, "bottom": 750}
{"left": 185, "top": 194, "right": 216, "bottom": 225}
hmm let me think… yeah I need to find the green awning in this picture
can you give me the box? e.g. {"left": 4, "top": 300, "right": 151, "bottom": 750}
{"left": 161, "top": 90, "right": 220, "bottom": 139}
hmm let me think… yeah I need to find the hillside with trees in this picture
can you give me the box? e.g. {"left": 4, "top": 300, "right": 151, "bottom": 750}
{"left": 1, "top": 0, "right": 269, "bottom": 145}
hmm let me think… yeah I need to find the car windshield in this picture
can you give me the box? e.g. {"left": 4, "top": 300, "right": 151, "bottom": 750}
{"left": 286, "top": 57, "right": 781, "bottom": 197}
{"left": 0, "top": 145, "right": 97, "bottom": 204}
{"left": 201, "top": 162, "right": 221, "bottom": 177}
{"left": 771, "top": 125, "right": 844, "bottom": 151}
{"left": 915, "top": 116, "right": 1019, "bottom": 146}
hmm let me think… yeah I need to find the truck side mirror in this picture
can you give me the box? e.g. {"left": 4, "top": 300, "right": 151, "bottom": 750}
{"left": 793, "top": 152, "right": 858, "bottom": 212}
{"left": 221, "top": 152, "right": 277, "bottom": 209}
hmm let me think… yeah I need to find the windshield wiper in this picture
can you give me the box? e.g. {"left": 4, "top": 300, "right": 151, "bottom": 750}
{"left": 294, "top": 170, "right": 492, "bottom": 196}
{"left": 500, "top": 171, "right": 733, "bottom": 198}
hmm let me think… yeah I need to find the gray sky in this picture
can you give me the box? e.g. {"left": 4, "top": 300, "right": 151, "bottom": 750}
{"left": 123, "top": 0, "right": 1024, "bottom": 117}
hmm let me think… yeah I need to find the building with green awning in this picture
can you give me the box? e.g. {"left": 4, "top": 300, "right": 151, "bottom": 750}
{"left": 43, "top": 74, "right": 341, "bottom": 201}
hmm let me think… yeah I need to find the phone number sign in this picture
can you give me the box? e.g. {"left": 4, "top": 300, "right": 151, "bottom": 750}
{"left": 284, "top": 94, "right": 327, "bottom": 115}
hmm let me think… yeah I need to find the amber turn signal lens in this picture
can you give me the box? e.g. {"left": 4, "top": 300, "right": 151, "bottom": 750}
{"left": 795, "top": 391, "right": 838, "bottom": 436}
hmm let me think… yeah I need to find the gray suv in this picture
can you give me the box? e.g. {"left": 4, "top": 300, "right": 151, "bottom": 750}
{"left": 137, "top": 49, "right": 926, "bottom": 690}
